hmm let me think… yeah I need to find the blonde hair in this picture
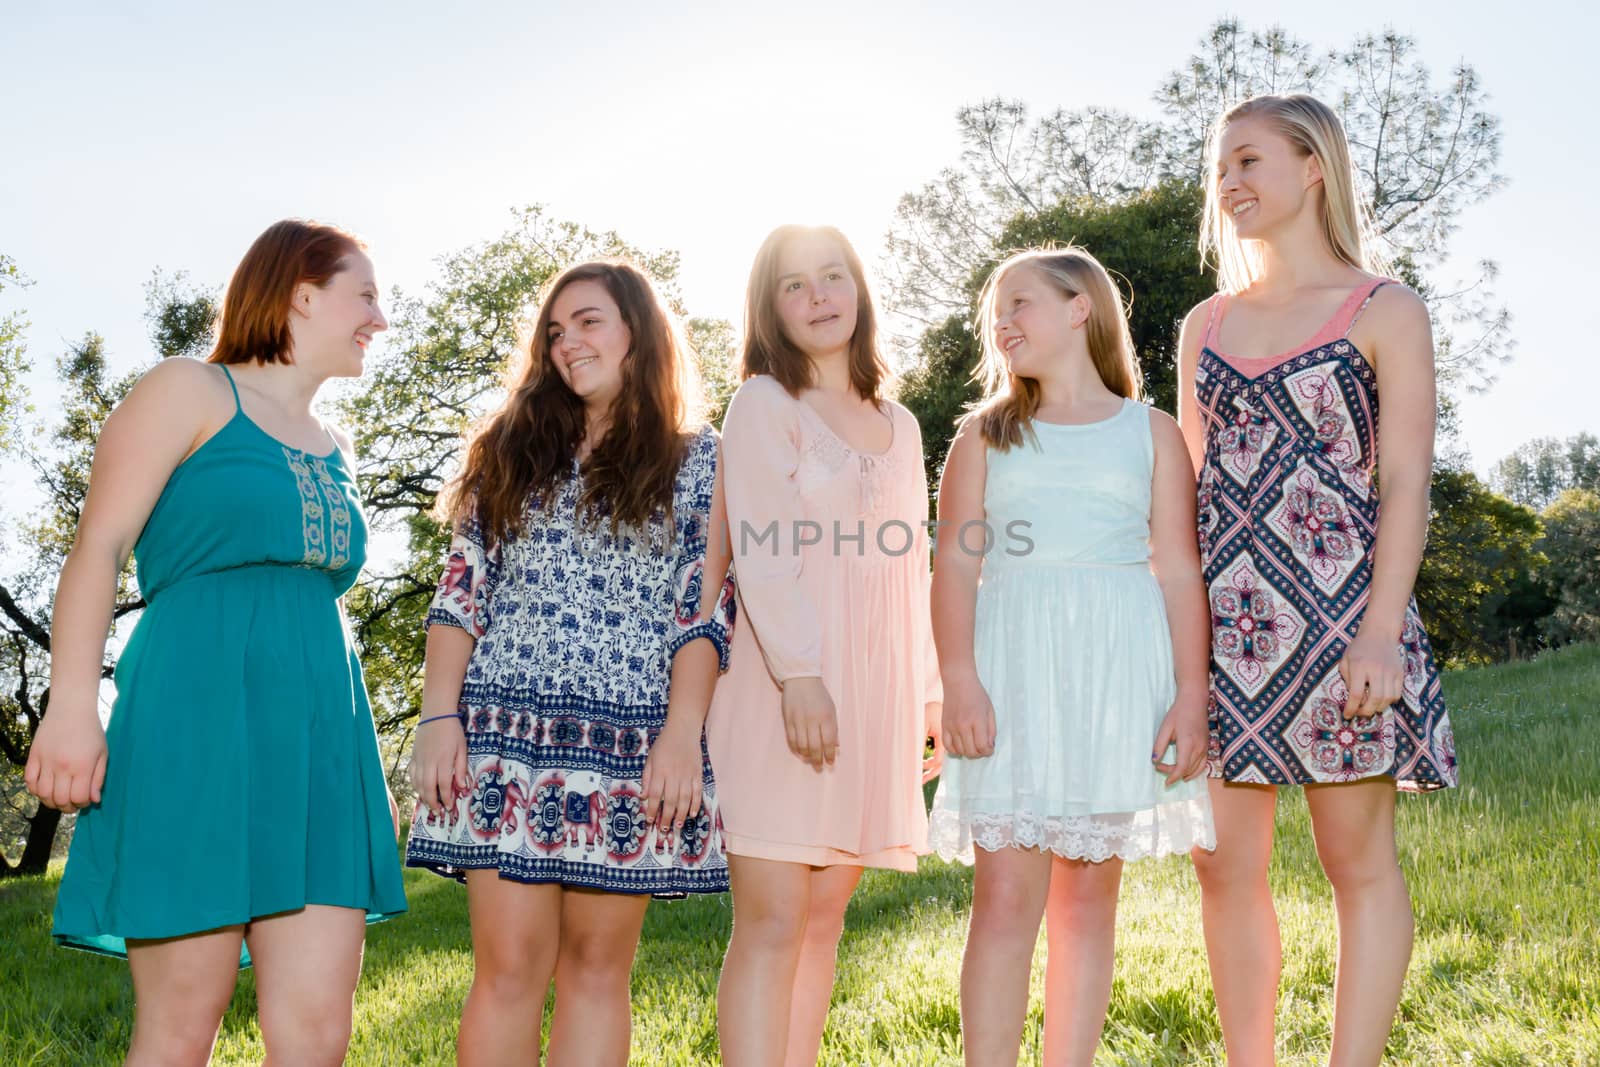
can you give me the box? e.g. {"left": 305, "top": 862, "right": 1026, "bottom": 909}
{"left": 1200, "top": 93, "right": 1390, "bottom": 293}
{"left": 970, "top": 246, "right": 1141, "bottom": 450}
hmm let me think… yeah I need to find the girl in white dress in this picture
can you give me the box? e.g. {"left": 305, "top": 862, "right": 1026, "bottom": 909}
{"left": 929, "top": 247, "right": 1215, "bottom": 1066}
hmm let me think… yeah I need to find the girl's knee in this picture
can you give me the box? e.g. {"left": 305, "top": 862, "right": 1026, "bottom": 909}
{"left": 1191, "top": 843, "right": 1268, "bottom": 895}
{"left": 733, "top": 901, "right": 810, "bottom": 951}
{"left": 259, "top": 1001, "right": 353, "bottom": 1066}
{"left": 1316, "top": 842, "right": 1405, "bottom": 895}
{"left": 970, "top": 873, "right": 1047, "bottom": 941}
{"left": 129, "top": 1018, "right": 223, "bottom": 1067}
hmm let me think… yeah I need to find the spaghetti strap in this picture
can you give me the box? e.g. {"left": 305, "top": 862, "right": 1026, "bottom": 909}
{"left": 1202, "top": 293, "right": 1227, "bottom": 349}
{"left": 218, "top": 364, "right": 242, "bottom": 412}
{"left": 1341, "top": 279, "right": 1392, "bottom": 338}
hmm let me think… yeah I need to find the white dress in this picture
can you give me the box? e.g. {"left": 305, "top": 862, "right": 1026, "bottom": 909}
{"left": 929, "top": 400, "right": 1216, "bottom": 863}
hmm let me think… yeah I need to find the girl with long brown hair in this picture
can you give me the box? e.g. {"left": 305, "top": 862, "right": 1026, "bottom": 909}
{"left": 405, "top": 260, "right": 735, "bottom": 1066}
{"left": 708, "top": 225, "right": 943, "bottom": 1066}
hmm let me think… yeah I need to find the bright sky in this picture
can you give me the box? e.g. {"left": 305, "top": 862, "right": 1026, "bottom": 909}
{"left": 3, "top": 1, "right": 1594, "bottom": 497}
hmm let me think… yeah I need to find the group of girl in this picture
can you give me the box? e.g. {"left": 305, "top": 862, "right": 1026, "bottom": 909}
{"left": 27, "top": 92, "right": 1456, "bottom": 1067}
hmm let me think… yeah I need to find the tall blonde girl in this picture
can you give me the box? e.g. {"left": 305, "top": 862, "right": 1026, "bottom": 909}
{"left": 1177, "top": 93, "right": 1457, "bottom": 1067}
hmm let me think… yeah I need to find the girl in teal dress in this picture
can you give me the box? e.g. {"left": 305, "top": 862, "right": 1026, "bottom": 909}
{"left": 26, "top": 219, "right": 407, "bottom": 1065}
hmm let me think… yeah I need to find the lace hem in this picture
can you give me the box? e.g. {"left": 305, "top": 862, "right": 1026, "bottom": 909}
{"left": 928, "top": 797, "right": 1216, "bottom": 865}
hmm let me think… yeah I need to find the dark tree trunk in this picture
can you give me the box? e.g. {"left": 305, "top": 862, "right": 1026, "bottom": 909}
{"left": 2, "top": 804, "right": 62, "bottom": 877}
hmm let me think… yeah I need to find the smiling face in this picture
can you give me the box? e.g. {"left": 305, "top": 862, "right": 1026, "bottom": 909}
{"left": 291, "top": 250, "right": 387, "bottom": 377}
{"left": 1215, "top": 114, "right": 1323, "bottom": 242}
{"left": 991, "top": 264, "right": 1085, "bottom": 379}
{"left": 547, "top": 277, "right": 631, "bottom": 412}
{"left": 772, "top": 232, "right": 859, "bottom": 361}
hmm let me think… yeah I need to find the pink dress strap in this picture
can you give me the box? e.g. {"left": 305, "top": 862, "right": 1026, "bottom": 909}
{"left": 1202, "top": 293, "right": 1228, "bottom": 350}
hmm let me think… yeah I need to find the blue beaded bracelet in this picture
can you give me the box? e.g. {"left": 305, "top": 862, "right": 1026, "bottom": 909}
{"left": 418, "top": 713, "right": 460, "bottom": 726}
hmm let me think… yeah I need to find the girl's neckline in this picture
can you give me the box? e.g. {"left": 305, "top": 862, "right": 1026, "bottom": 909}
{"left": 1207, "top": 278, "right": 1385, "bottom": 366}
{"left": 219, "top": 364, "right": 340, "bottom": 459}
{"left": 233, "top": 407, "right": 342, "bottom": 460}
{"left": 1031, "top": 397, "right": 1131, "bottom": 430}
{"left": 795, "top": 394, "right": 896, "bottom": 459}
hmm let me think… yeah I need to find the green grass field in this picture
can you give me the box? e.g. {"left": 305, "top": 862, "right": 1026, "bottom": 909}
{"left": 4, "top": 644, "right": 1598, "bottom": 1065}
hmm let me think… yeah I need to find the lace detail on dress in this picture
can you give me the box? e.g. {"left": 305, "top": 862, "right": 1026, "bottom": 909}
{"left": 928, "top": 797, "right": 1216, "bottom": 865}
{"left": 803, "top": 430, "right": 851, "bottom": 474}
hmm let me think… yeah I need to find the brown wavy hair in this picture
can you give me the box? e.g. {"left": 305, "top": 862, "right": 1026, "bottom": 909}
{"left": 970, "top": 247, "right": 1141, "bottom": 450}
{"left": 740, "top": 224, "right": 889, "bottom": 403}
{"left": 441, "top": 260, "right": 705, "bottom": 548}
{"left": 209, "top": 219, "right": 365, "bottom": 366}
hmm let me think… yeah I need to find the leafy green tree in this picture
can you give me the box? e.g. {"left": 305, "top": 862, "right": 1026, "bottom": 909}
{"left": 0, "top": 254, "right": 31, "bottom": 453}
{"left": 1412, "top": 469, "right": 1546, "bottom": 665}
{"left": 1491, "top": 433, "right": 1600, "bottom": 511}
{"left": 686, "top": 317, "right": 738, "bottom": 429}
{"left": 142, "top": 269, "right": 219, "bottom": 360}
{"left": 1538, "top": 489, "right": 1600, "bottom": 647}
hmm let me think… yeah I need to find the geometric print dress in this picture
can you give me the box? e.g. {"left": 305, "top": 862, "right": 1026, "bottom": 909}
{"left": 404, "top": 425, "right": 736, "bottom": 896}
{"left": 1194, "top": 279, "right": 1458, "bottom": 790}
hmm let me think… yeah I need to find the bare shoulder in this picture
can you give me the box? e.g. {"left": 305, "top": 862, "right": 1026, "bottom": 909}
{"left": 1181, "top": 298, "right": 1216, "bottom": 334}
{"left": 121, "top": 357, "right": 233, "bottom": 422}
{"left": 135, "top": 355, "right": 229, "bottom": 397}
{"left": 948, "top": 413, "right": 988, "bottom": 460}
{"left": 1146, "top": 404, "right": 1182, "bottom": 437}
{"left": 1354, "top": 282, "right": 1433, "bottom": 368}
{"left": 1146, "top": 406, "right": 1189, "bottom": 452}
{"left": 1365, "top": 281, "right": 1429, "bottom": 326}
{"left": 1176, "top": 298, "right": 1216, "bottom": 365}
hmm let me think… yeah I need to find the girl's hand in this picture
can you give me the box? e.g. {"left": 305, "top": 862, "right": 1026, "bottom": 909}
{"left": 1152, "top": 694, "right": 1209, "bottom": 786}
{"left": 641, "top": 722, "right": 705, "bottom": 831}
{"left": 410, "top": 715, "right": 468, "bottom": 819}
{"left": 24, "top": 707, "right": 108, "bottom": 815}
{"left": 781, "top": 677, "right": 839, "bottom": 770}
{"left": 1339, "top": 631, "right": 1405, "bottom": 719}
{"left": 922, "top": 702, "right": 945, "bottom": 783}
{"left": 942, "top": 673, "right": 996, "bottom": 759}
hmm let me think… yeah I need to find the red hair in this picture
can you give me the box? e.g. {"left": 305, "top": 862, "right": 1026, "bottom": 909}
{"left": 209, "top": 219, "right": 365, "bottom": 366}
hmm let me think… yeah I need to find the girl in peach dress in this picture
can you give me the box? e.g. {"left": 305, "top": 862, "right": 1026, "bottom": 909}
{"left": 708, "top": 224, "right": 942, "bottom": 1067}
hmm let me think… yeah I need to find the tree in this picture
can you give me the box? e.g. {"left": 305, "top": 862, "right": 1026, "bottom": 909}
{"left": 884, "top": 20, "right": 1509, "bottom": 391}
{"left": 0, "top": 254, "right": 31, "bottom": 453}
{"left": 881, "top": 102, "right": 1166, "bottom": 337}
{"left": 897, "top": 180, "right": 1217, "bottom": 483}
{"left": 686, "top": 317, "right": 739, "bottom": 429}
{"left": 1491, "top": 433, "right": 1600, "bottom": 511}
{"left": 1538, "top": 489, "right": 1600, "bottom": 647}
{"left": 142, "top": 269, "right": 219, "bottom": 360}
{"left": 1412, "top": 469, "right": 1546, "bottom": 665}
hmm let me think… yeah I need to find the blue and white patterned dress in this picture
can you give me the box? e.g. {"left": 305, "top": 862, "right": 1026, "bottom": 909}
{"left": 405, "top": 426, "right": 736, "bottom": 896}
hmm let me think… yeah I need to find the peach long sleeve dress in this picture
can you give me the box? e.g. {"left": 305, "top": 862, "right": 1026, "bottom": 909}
{"left": 706, "top": 375, "right": 942, "bottom": 871}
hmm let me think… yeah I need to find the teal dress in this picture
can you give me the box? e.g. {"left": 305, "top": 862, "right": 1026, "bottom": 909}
{"left": 53, "top": 364, "right": 407, "bottom": 960}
